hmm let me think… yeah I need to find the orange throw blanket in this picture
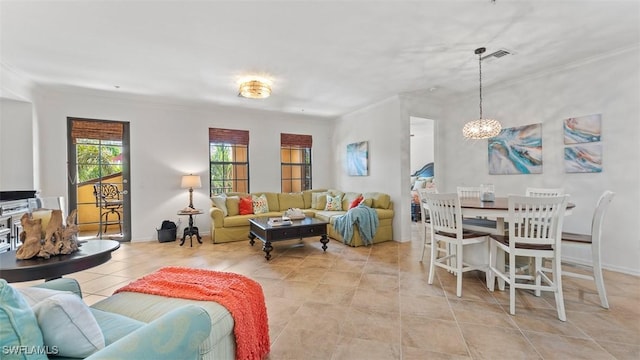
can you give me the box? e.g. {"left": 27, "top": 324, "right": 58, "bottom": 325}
{"left": 115, "top": 266, "right": 270, "bottom": 360}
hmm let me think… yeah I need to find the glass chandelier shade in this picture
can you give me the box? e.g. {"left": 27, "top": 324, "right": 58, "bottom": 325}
{"left": 463, "top": 47, "right": 502, "bottom": 139}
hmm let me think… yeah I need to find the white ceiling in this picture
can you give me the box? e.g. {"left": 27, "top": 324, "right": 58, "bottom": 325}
{"left": 1, "top": 0, "right": 638, "bottom": 118}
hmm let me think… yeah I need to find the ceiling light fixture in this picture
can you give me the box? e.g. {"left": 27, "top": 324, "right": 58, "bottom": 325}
{"left": 238, "top": 79, "right": 272, "bottom": 99}
{"left": 462, "top": 47, "right": 502, "bottom": 140}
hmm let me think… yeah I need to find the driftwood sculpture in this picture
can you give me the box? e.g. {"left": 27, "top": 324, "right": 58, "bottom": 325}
{"left": 16, "top": 209, "right": 80, "bottom": 260}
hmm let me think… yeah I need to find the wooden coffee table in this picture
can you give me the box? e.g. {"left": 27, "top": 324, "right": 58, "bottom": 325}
{"left": 248, "top": 217, "right": 329, "bottom": 260}
{"left": 0, "top": 240, "right": 120, "bottom": 282}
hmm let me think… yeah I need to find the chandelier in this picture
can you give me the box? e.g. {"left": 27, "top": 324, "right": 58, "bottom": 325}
{"left": 238, "top": 79, "right": 271, "bottom": 99}
{"left": 462, "top": 47, "right": 502, "bottom": 139}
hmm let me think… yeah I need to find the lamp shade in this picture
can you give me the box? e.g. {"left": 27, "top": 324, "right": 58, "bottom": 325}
{"left": 181, "top": 175, "right": 202, "bottom": 189}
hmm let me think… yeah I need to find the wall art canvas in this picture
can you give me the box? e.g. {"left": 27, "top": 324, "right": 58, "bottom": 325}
{"left": 564, "top": 143, "right": 602, "bottom": 173}
{"left": 488, "top": 123, "right": 542, "bottom": 175}
{"left": 347, "top": 141, "right": 368, "bottom": 176}
{"left": 563, "top": 114, "right": 602, "bottom": 144}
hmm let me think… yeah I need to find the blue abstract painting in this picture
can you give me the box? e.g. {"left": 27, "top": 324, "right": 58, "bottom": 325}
{"left": 347, "top": 141, "right": 368, "bottom": 176}
{"left": 565, "top": 143, "right": 602, "bottom": 173}
{"left": 488, "top": 124, "right": 542, "bottom": 175}
{"left": 564, "top": 114, "right": 601, "bottom": 144}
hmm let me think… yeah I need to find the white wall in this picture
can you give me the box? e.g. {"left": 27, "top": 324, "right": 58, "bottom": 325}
{"left": 437, "top": 47, "right": 640, "bottom": 274}
{"left": 26, "top": 89, "right": 334, "bottom": 241}
{"left": 333, "top": 96, "right": 414, "bottom": 241}
{"left": 0, "top": 98, "right": 34, "bottom": 190}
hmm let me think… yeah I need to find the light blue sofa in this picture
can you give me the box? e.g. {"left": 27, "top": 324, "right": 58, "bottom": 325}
{"left": 0, "top": 278, "right": 236, "bottom": 359}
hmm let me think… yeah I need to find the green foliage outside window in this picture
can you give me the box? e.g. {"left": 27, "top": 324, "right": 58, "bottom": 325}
{"left": 76, "top": 142, "right": 122, "bottom": 183}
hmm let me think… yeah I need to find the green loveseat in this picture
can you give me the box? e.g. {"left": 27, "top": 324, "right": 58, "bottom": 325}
{"left": 210, "top": 189, "right": 394, "bottom": 246}
{"left": 0, "top": 278, "right": 235, "bottom": 360}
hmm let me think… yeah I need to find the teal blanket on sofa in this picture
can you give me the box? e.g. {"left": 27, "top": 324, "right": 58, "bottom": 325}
{"left": 333, "top": 204, "right": 379, "bottom": 245}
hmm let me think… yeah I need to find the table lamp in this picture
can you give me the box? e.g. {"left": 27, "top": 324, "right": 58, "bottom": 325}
{"left": 181, "top": 174, "right": 202, "bottom": 208}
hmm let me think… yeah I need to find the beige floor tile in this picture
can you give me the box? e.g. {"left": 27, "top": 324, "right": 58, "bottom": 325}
{"left": 524, "top": 331, "right": 616, "bottom": 360}
{"left": 460, "top": 323, "right": 541, "bottom": 360}
{"left": 332, "top": 337, "right": 401, "bottom": 360}
{"left": 14, "top": 222, "right": 636, "bottom": 359}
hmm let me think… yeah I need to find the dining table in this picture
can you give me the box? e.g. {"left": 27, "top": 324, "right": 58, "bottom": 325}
{"left": 421, "top": 196, "right": 576, "bottom": 290}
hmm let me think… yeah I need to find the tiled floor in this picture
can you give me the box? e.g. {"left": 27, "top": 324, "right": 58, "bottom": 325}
{"left": 13, "top": 224, "right": 640, "bottom": 359}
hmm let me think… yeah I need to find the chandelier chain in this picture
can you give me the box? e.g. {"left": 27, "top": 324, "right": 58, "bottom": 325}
{"left": 479, "top": 51, "right": 483, "bottom": 120}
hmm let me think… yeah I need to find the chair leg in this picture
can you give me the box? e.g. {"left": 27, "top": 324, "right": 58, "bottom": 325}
{"left": 427, "top": 238, "right": 437, "bottom": 285}
{"left": 509, "top": 253, "right": 516, "bottom": 315}
{"left": 552, "top": 257, "right": 567, "bottom": 321}
{"left": 420, "top": 226, "right": 428, "bottom": 262}
{"left": 456, "top": 243, "right": 463, "bottom": 297}
{"left": 592, "top": 246, "right": 609, "bottom": 309}
{"left": 488, "top": 241, "right": 496, "bottom": 292}
{"left": 534, "top": 256, "right": 542, "bottom": 297}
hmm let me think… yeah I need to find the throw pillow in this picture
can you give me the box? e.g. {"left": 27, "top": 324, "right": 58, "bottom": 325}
{"left": 361, "top": 198, "right": 373, "bottom": 207}
{"left": 211, "top": 194, "right": 228, "bottom": 217}
{"left": 18, "top": 286, "right": 69, "bottom": 306}
{"left": 252, "top": 194, "right": 269, "bottom": 214}
{"left": 349, "top": 195, "right": 364, "bottom": 209}
{"left": 226, "top": 196, "right": 240, "bottom": 216}
{"left": 239, "top": 196, "right": 254, "bottom": 215}
{"left": 0, "top": 279, "right": 47, "bottom": 360}
{"left": 32, "top": 293, "right": 105, "bottom": 358}
{"left": 324, "top": 194, "right": 343, "bottom": 211}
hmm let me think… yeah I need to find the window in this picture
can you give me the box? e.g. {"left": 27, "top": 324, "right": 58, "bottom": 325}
{"left": 209, "top": 128, "right": 249, "bottom": 195}
{"left": 281, "top": 133, "right": 312, "bottom": 192}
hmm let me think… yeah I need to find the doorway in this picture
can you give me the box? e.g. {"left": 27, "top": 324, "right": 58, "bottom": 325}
{"left": 67, "top": 118, "right": 131, "bottom": 241}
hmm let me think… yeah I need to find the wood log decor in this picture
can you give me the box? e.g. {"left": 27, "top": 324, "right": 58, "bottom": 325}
{"left": 16, "top": 209, "right": 80, "bottom": 260}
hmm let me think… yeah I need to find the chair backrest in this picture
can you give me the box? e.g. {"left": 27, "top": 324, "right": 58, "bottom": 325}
{"left": 417, "top": 188, "right": 438, "bottom": 225}
{"left": 591, "top": 190, "right": 615, "bottom": 249}
{"left": 457, "top": 186, "right": 482, "bottom": 198}
{"left": 93, "top": 183, "right": 121, "bottom": 206}
{"left": 525, "top": 187, "right": 565, "bottom": 197}
{"left": 508, "top": 195, "right": 569, "bottom": 250}
{"left": 424, "top": 193, "right": 463, "bottom": 237}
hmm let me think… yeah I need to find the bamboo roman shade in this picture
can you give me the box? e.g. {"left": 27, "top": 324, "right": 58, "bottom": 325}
{"left": 281, "top": 133, "right": 312, "bottom": 148}
{"left": 70, "top": 118, "right": 124, "bottom": 144}
{"left": 209, "top": 128, "right": 249, "bottom": 145}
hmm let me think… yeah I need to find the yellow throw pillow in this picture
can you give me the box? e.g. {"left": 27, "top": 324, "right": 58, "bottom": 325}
{"left": 225, "top": 196, "right": 240, "bottom": 216}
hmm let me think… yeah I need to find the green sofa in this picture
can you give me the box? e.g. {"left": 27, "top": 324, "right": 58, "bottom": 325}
{"left": 0, "top": 278, "right": 235, "bottom": 360}
{"left": 209, "top": 189, "right": 394, "bottom": 246}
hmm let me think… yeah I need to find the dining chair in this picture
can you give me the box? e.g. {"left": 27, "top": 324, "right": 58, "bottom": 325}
{"left": 525, "top": 187, "right": 565, "bottom": 197}
{"left": 456, "top": 186, "right": 498, "bottom": 234}
{"left": 417, "top": 188, "right": 438, "bottom": 262}
{"left": 559, "top": 190, "right": 615, "bottom": 308}
{"left": 487, "top": 194, "right": 569, "bottom": 321}
{"left": 424, "top": 192, "right": 490, "bottom": 297}
{"left": 93, "top": 183, "right": 124, "bottom": 236}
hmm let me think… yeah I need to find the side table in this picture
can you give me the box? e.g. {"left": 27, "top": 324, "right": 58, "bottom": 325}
{"left": 177, "top": 209, "right": 203, "bottom": 247}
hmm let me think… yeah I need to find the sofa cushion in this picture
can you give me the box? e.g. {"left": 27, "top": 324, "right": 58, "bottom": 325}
{"left": 211, "top": 195, "right": 228, "bottom": 217}
{"left": 239, "top": 196, "right": 254, "bottom": 215}
{"left": 278, "top": 192, "right": 305, "bottom": 211}
{"left": 32, "top": 292, "right": 105, "bottom": 358}
{"left": 311, "top": 192, "right": 327, "bottom": 209}
{"left": 0, "top": 279, "right": 47, "bottom": 360}
{"left": 252, "top": 194, "right": 269, "bottom": 214}
{"left": 324, "top": 194, "right": 343, "bottom": 211}
{"left": 363, "top": 192, "right": 391, "bottom": 209}
{"left": 90, "top": 308, "right": 145, "bottom": 346}
{"left": 226, "top": 196, "right": 240, "bottom": 216}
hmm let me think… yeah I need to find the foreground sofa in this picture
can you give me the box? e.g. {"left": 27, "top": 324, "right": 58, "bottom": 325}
{"left": 210, "top": 189, "right": 394, "bottom": 246}
{"left": 0, "top": 278, "right": 234, "bottom": 360}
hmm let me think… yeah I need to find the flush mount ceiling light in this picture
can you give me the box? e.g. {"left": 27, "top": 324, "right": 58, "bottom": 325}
{"left": 238, "top": 78, "right": 272, "bottom": 99}
{"left": 462, "top": 47, "right": 502, "bottom": 140}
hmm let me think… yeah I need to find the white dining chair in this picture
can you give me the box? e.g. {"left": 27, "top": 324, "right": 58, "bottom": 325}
{"left": 417, "top": 188, "right": 438, "bottom": 262}
{"left": 559, "top": 190, "right": 614, "bottom": 308}
{"left": 457, "top": 186, "right": 498, "bottom": 234}
{"left": 487, "top": 195, "right": 569, "bottom": 321}
{"left": 424, "top": 192, "right": 490, "bottom": 297}
{"left": 525, "top": 187, "right": 565, "bottom": 197}
{"left": 457, "top": 186, "right": 482, "bottom": 198}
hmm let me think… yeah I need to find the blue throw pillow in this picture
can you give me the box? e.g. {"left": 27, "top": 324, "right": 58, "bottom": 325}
{"left": 0, "top": 279, "right": 48, "bottom": 360}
